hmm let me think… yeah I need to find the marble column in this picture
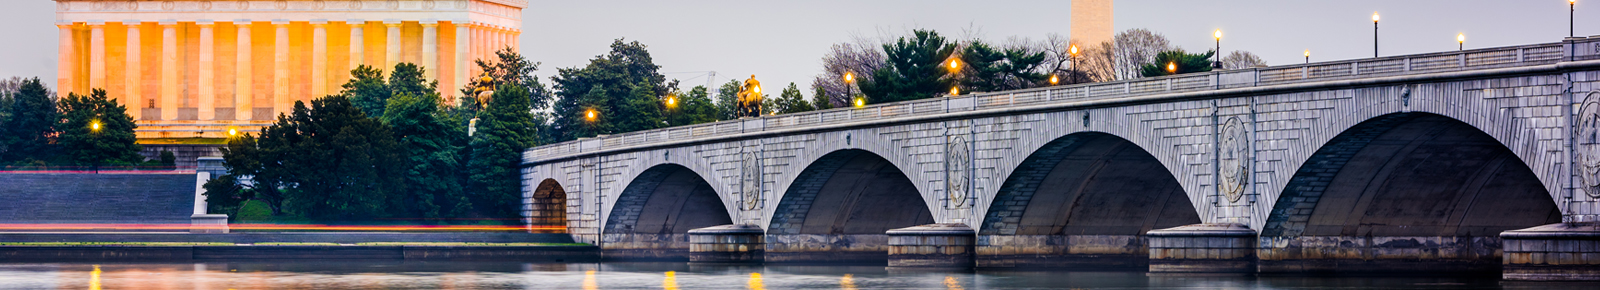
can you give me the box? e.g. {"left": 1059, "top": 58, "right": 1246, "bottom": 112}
{"left": 455, "top": 21, "right": 469, "bottom": 96}
{"left": 124, "top": 21, "right": 142, "bottom": 120}
{"left": 89, "top": 21, "right": 105, "bottom": 92}
{"left": 472, "top": 24, "right": 483, "bottom": 63}
{"left": 160, "top": 20, "right": 178, "bottom": 120}
{"left": 57, "top": 23, "right": 74, "bottom": 98}
{"left": 197, "top": 20, "right": 215, "bottom": 120}
{"left": 422, "top": 20, "right": 438, "bottom": 82}
{"left": 311, "top": 20, "right": 328, "bottom": 98}
{"left": 348, "top": 20, "right": 364, "bottom": 71}
{"left": 384, "top": 20, "right": 401, "bottom": 70}
{"left": 235, "top": 20, "right": 252, "bottom": 121}
{"left": 273, "top": 20, "right": 289, "bottom": 114}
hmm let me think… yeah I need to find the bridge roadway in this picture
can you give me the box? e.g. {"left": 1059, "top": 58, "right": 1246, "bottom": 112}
{"left": 521, "top": 36, "right": 1600, "bottom": 279}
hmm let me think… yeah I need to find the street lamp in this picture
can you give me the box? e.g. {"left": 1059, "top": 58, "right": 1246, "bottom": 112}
{"left": 1167, "top": 61, "right": 1177, "bottom": 74}
{"left": 90, "top": 120, "right": 101, "bottom": 132}
{"left": 948, "top": 58, "right": 961, "bottom": 71}
{"left": 227, "top": 128, "right": 238, "bottom": 137}
{"left": 853, "top": 96, "right": 865, "bottom": 108}
{"left": 1069, "top": 44, "right": 1081, "bottom": 84}
{"left": 585, "top": 108, "right": 598, "bottom": 122}
{"left": 950, "top": 86, "right": 960, "bottom": 96}
{"left": 1050, "top": 74, "right": 1060, "bottom": 85}
{"left": 1214, "top": 29, "right": 1223, "bottom": 68}
{"left": 843, "top": 71, "right": 855, "bottom": 104}
{"left": 664, "top": 94, "right": 677, "bottom": 110}
{"left": 1458, "top": 33, "right": 1465, "bottom": 51}
{"left": 1305, "top": 49, "right": 1310, "bottom": 64}
{"left": 1373, "top": 12, "right": 1381, "bottom": 58}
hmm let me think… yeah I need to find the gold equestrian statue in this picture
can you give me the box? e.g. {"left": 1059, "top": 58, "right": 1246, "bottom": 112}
{"left": 736, "top": 75, "right": 763, "bottom": 118}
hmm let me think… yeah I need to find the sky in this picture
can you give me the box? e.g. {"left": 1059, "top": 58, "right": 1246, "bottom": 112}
{"left": 3, "top": 0, "right": 1592, "bottom": 93}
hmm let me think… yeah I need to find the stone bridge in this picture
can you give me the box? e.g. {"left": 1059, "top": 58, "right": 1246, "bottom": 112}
{"left": 521, "top": 37, "right": 1600, "bottom": 279}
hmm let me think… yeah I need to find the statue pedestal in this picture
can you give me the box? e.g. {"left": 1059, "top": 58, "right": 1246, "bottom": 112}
{"left": 887, "top": 223, "right": 975, "bottom": 268}
{"left": 688, "top": 224, "right": 764, "bottom": 264}
{"left": 1502, "top": 223, "right": 1600, "bottom": 281}
{"left": 1147, "top": 223, "right": 1256, "bottom": 274}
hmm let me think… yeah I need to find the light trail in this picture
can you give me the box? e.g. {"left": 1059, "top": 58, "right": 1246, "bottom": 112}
{"left": 0, "top": 223, "right": 564, "bottom": 232}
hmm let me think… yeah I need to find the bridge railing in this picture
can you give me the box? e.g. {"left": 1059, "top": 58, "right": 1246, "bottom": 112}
{"left": 525, "top": 37, "right": 1600, "bottom": 163}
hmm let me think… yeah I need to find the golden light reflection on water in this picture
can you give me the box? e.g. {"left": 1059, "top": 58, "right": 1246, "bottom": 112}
{"left": 663, "top": 271, "right": 678, "bottom": 290}
{"left": 747, "top": 272, "right": 765, "bottom": 290}
{"left": 944, "top": 276, "right": 963, "bottom": 290}
{"left": 583, "top": 270, "right": 598, "bottom": 290}
{"left": 840, "top": 274, "right": 857, "bottom": 290}
{"left": 88, "top": 265, "right": 101, "bottom": 290}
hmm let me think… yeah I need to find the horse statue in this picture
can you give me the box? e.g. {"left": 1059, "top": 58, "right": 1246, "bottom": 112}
{"left": 736, "top": 75, "right": 763, "bottom": 118}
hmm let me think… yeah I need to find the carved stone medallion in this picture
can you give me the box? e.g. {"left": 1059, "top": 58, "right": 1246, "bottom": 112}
{"left": 275, "top": 1, "right": 288, "bottom": 10}
{"left": 946, "top": 135, "right": 970, "bottom": 208}
{"left": 238, "top": 1, "right": 250, "bottom": 10}
{"left": 349, "top": 0, "right": 362, "bottom": 9}
{"left": 386, "top": 0, "right": 400, "bottom": 9}
{"left": 455, "top": 0, "right": 469, "bottom": 9}
{"left": 199, "top": 1, "right": 212, "bottom": 10}
{"left": 161, "top": 1, "right": 175, "bottom": 10}
{"left": 422, "top": 0, "right": 436, "bottom": 9}
{"left": 1218, "top": 116, "right": 1249, "bottom": 202}
{"left": 1575, "top": 91, "right": 1600, "bottom": 197}
{"left": 740, "top": 151, "right": 762, "bottom": 210}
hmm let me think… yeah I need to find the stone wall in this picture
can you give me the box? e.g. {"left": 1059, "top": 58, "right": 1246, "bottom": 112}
{"left": 0, "top": 173, "right": 195, "bottom": 225}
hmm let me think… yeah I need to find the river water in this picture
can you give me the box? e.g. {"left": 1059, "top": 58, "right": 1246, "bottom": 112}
{"left": 0, "top": 262, "right": 1593, "bottom": 289}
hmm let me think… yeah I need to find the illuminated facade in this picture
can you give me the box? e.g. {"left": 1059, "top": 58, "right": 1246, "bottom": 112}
{"left": 53, "top": 0, "right": 525, "bottom": 140}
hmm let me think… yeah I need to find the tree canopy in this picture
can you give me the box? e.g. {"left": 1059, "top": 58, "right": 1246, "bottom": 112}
{"left": 549, "top": 39, "right": 678, "bottom": 141}
{"left": 858, "top": 29, "right": 957, "bottom": 104}
{"left": 1140, "top": 49, "right": 1216, "bottom": 77}
{"left": 57, "top": 88, "right": 142, "bottom": 168}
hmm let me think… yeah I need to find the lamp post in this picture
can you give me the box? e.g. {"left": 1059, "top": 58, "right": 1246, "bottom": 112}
{"left": 1166, "top": 61, "right": 1177, "bottom": 74}
{"left": 843, "top": 71, "right": 855, "bottom": 105}
{"left": 1214, "top": 29, "right": 1223, "bottom": 69}
{"left": 948, "top": 58, "right": 961, "bottom": 96}
{"left": 1458, "top": 33, "right": 1465, "bottom": 51}
{"left": 1305, "top": 50, "right": 1310, "bottom": 64}
{"left": 1373, "top": 12, "right": 1380, "bottom": 58}
{"left": 1069, "top": 44, "right": 1080, "bottom": 84}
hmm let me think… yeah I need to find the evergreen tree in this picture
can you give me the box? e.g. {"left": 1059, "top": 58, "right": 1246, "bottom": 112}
{"left": 1140, "top": 50, "right": 1215, "bottom": 77}
{"left": 962, "top": 41, "right": 1049, "bottom": 92}
{"left": 383, "top": 92, "right": 470, "bottom": 219}
{"left": 236, "top": 96, "right": 407, "bottom": 220}
{"left": 764, "top": 82, "right": 815, "bottom": 115}
{"left": 57, "top": 89, "right": 142, "bottom": 170}
{"left": 388, "top": 63, "right": 438, "bottom": 99}
{"left": 549, "top": 39, "right": 676, "bottom": 141}
{"left": 1, "top": 78, "right": 59, "bottom": 164}
{"left": 468, "top": 83, "right": 536, "bottom": 221}
{"left": 715, "top": 79, "right": 742, "bottom": 120}
{"left": 342, "top": 65, "right": 391, "bottom": 117}
{"left": 859, "top": 30, "right": 956, "bottom": 103}
{"left": 811, "top": 86, "right": 834, "bottom": 110}
{"left": 663, "top": 86, "right": 720, "bottom": 127}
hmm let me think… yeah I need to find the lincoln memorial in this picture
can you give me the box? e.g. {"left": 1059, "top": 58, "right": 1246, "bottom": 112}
{"left": 53, "top": 0, "right": 525, "bottom": 141}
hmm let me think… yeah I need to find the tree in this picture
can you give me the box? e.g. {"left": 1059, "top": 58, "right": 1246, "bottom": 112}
{"left": 1220, "top": 51, "right": 1268, "bottom": 70}
{"left": 1140, "top": 49, "right": 1216, "bottom": 77}
{"left": 229, "top": 96, "right": 407, "bottom": 220}
{"left": 468, "top": 83, "right": 536, "bottom": 221}
{"left": 57, "top": 89, "right": 142, "bottom": 170}
{"left": 664, "top": 86, "right": 720, "bottom": 127}
{"left": 811, "top": 86, "right": 833, "bottom": 110}
{"left": 961, "top": 41, "right": 1049, "bottom": 92}
{"left": 715, "top": 79, "right": 742, "bottom": 120}
{"left": 1, "top": 78, "right": 59, "bottom": 164}
{"left": 466, "top": 47, "right": 554, "bottom": 112}
{"left": 549, "top": 39, "right": 676, "bottom": 141}
{"left": 764, "top": 82, "right": 815, "bottom": 115}
{"left": 859, "top": 30, "right": 957, "bottom": 104}
{"left": 1082, "top": 28, "right": 1172, "bottom": 81}
{"left": 384, "top": 91, "right": 470, "bottom": 219}
{"left": 342, "top": 65, "right": 392, "bottom": 117}
{"left": 202, "top": 174, "right": 252, "bottom": 217}
{"left": 811, "top": 39, "right": 886, "bottom": 108}
{"left": 389, "top": 63, "right": 438, "bottom": 101}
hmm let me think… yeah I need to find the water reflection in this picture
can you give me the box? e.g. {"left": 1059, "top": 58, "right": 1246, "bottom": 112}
{"left": 0, "top": 262, "right": 1593, "bottom": 289}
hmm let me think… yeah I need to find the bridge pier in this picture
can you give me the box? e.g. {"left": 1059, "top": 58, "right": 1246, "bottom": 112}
{"left": 886, "top": 224, "right": 975, "bottom": 269}
{"left": 687, "top": 224, "right": 765, "bottom": 264}
{"left": 1501, "top": 223, "right": 1600, "bottom": 281}
{"left": 1146, "top": 224, "right": 1256, "bottom": 274}
{"left": 976, "top": 235, "right": 1149, "bottom": 269}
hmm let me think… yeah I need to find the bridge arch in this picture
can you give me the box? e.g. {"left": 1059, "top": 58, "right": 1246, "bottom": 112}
{"left": 599, "top": 163, "right": 735, "bottom": 261}
{"left": 529, "top": 179, "right": 569, "bottom": 233}
{"left": 976, "top": 131, "right": 1201, "bottom": 268}
{"left": 1260, "top": 112, "right": 1561, "bottom": 272}
{"left": 764, "top": 148, "right": 936, "bottom": 263}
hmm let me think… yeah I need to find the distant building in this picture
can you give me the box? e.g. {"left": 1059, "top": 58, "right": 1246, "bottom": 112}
{"left": 52, "top": 0, "right": 525, "bottom": 142}
{"left": 1071, "top": 0, "right": 1113, "bottom": 46}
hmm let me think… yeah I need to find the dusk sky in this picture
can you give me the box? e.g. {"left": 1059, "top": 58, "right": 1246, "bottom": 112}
{"left": 3, "top": 0, "right": 1592, "bottom": 93}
